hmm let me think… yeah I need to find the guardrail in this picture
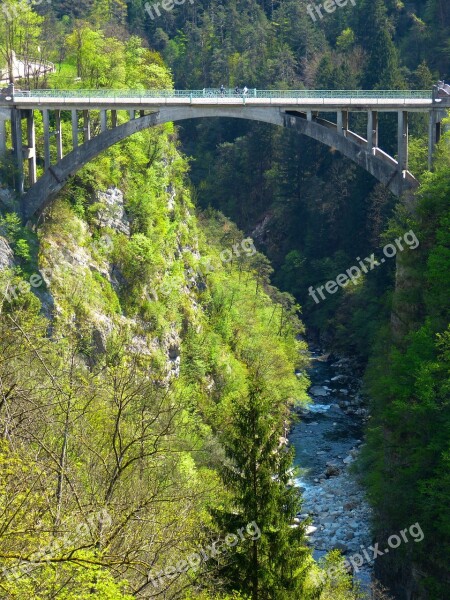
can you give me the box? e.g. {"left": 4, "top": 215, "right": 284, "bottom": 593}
{"left": 13, "top": 88, "right": 432, "bottom": 100}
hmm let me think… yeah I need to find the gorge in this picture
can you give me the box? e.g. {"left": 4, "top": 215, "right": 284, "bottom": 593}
{"left": 0, "top": 0, "right": 449, "bottom": 599}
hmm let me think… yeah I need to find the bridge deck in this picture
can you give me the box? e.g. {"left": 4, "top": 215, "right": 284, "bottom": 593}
{"left": 4, "top": 89, "right": 437, "bottom": 112}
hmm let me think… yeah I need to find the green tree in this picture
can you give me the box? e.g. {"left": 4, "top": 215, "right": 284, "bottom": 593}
{"left": 214, "top": 375, "right": 309, "bottom": 600}
{"left": 0, "top": 0, "right": 44, "bottom": 84}
{"left": 358, "top": 0, "right": 404, "bottom": 89}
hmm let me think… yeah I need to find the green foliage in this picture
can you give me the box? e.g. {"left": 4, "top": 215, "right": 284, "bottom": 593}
{"left": 361, "top": 134, "right": 450, "bottom": 597}
{"left": 0, "top": 213, "right": 29, "bottom": 256}
{"left": 1, "top": 0, "right": 448, "bottom": 595}
{"left": 63, "top": 27, "right": 173, "bottom": 89}
{"left": 0, "top": 212, "right": 36, "bottom": 272}
{"left": 213, "top": 379, "right": 310, "bottom": 599}
{"left": 336, "top": 28, "right": 355, "bottom": 51}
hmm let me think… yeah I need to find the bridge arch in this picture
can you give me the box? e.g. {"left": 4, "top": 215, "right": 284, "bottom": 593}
{"left": 20, "top": 105, "right": 419, "bottom": 221}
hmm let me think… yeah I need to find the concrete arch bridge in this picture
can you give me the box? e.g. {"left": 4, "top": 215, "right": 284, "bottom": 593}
{"left": 0, "top": 87, "right": 447, "bottom": 221}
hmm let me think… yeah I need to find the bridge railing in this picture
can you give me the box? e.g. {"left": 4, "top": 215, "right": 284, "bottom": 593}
{"left": 15, "top": 88, "right": 432, "bottom": 100}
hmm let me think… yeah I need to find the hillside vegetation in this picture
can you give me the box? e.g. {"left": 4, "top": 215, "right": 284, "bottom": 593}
{"left": 0, "top": 0, "right": 449, "bottom": 598}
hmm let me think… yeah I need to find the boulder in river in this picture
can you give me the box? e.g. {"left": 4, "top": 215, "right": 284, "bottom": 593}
{"left": 305, "top": 525, "right": 317, "bottom": 535}
{"left": 309, "top": 385, "right": 328, "bottom": 397}
{"left": 331, "top": 374, "right": 347, "bottom": 382}
{"left": 325, "top": 464, "right": 341, "bottom": 478}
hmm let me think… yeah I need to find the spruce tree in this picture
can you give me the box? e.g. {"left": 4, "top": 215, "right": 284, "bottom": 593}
{"left": 214, "top": 375, "right": 310, "bottom": 600}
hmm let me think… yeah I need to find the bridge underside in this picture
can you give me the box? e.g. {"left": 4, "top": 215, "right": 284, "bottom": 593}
{"left": 1, "top": 103, "right": 444, "bottom": 221}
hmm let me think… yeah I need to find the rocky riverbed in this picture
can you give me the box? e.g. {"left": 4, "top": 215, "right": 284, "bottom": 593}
{"left": 290, "top": 349, "right": 373, "bottom": 586}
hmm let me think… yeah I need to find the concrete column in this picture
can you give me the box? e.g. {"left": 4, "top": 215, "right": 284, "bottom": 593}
{"left": 0, "top": 121, "right": 5, "bottom": 157}
{"left": 11, "top": 109, "right": 24, "bottom": 195}
{"left": 129, "top": 109, "right": 135, "bottom": 120}
{"left": 337, "top": 110, "right": 349, "bottom": 135}
{"left": 367, "top": 110, "right": 378, "bottom": 151}
{"left": 100, "top": 110, "right": 107, "bottom": 132}
{"left": 0, "top": 111, "right": 8, "bottom": 158}
{"left": 42, "top": 109, "right": 50, "bottom": 170}
{"left": 55, "top": 110, "right": 63, "bottom": 161}
{"left": 111, "top": 110, "right": 117, "bottom": 128}
{"left": 436, "top": 120, "right": 442, "bottom": 145}
{"left": 397, "top": 110, "right": 408, "bottom": 172}
{"left": 373, "top": 111, "right": 379, "bottom": 147}
{"left": 337, "top": 111, "right": 343, "bottom": 133}
{"left": 342, "top": 110, "right": 348, "bottom": 132}
{"left": 26, "top": 111, "right": 36, "bottom": 185}
{"left": 139, "top": 110, "right": 145, "bottom": 118}
{"left": 71, "top": 110, "right": 78, "bottom": 149}
{"left": 306, "top": 110, "right": 312, "bottom": 121}
{"left": 428, "top": 110, "right": 442, "bottom": 170}
{"left": 83, "top": 110, "right": 90, "bottom": 142}
{"left": 428, "top": 111, "right": 435, "bottom": 170}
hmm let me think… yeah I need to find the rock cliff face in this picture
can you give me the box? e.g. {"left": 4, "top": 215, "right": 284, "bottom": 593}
{"left": 0, "top": 236, "right": 14, "bottom": 270}
{"left": 37, "top": 185, "right": 195, "bottom": 382}
{"left": 95, "top": 188, "right": 130, "bottom": 236}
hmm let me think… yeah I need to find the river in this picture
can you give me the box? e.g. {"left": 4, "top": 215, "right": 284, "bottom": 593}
{"left": 290, "top": 348, "right": 373, "bottom": 589}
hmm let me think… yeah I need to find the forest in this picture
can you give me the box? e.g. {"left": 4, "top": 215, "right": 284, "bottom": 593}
{"left": 0, "top": 0, "right": 449, "bottom": 598}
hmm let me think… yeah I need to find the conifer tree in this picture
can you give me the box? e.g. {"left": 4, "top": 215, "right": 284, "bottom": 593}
{"left": 358, "top": 0, "right": 404, "bottom": 89}
{"left": 214, "top": 375, "right": 309, "bottom": 600}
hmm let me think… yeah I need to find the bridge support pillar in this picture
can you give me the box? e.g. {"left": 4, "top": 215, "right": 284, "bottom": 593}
{"left": 11, "top": 108, "right": 24, "bottom": 195}
{"left": 71, "top": 110, "right": 78, "bottom": 148}
{"left": 26, "top": 111, "right": 36, "bottom": 186}
{"left": 100, "top": 110, "right": 107, "bottom": 132}
{"left": 428, "top": 110, "right": 441, "bottom": 170}
{"left": 55, "top": 110, "right": 63, "bottom": 161}
{"left": 111, "top": 110, "right": 117, "bottom": 128}
{"left": 337, "top": 110, "right": 348, "bottom": 134}
{"left": 129, "top": 109, "right": 135, "bottom": 120}
{"left": 0, "top": 110, "right": 9, "bottom": 159}
{"left": 83, "top": 110, "right": 91, "bottom": 142}
{"left": 42, "top": 109, "right": 50, "bottom": 170}
{"left": 367, "top": 110, "right": 378, "bottom": 152}
{"left": 307, "top": 110, "right": 319, "bottom": 122}
{"left": 397, "top": 110, "right": 408, "bottom": 172}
